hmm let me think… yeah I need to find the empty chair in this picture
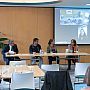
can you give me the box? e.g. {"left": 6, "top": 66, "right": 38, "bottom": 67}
{"left": 11, "top": 72, "right": 35, "bottom": 90}
{"left": 74, "top": 83, "right": 87, "bottom": 90}
{"left": 10, "top": 61, "right": 26, "bottom": 66}
{"left": 41, "top": 64, "right": 59, "bottom": 82}
{"left": 75, "top": 63, "right": 90, "bottom": 81}
{"left": 41, "top": 64, "right": 59, "bottom": 72}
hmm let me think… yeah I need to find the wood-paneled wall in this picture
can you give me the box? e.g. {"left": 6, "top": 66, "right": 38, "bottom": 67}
{"left": 0, "top": 7, "right": 90, "bottom": 64}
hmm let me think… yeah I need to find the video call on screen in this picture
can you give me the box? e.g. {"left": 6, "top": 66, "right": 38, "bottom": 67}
{"left": 54, "top": 8, "right": 90, "bottom": 44}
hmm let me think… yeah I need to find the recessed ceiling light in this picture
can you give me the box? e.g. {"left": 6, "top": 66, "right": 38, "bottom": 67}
{"left": 0, "top": 0, "right": 61, "bottom": 3}
{"left": 86, "top": 4, "right": 90, "bottom": 5}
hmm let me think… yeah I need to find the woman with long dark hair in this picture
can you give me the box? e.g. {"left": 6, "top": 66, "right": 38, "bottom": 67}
{"left": 67, "top": 39, "right": 78, "bottom": 70}
{"left": 47, "top": 39, "right": 60, "bottom": 64}
{"left": 79, "top": 28, "right": 87, "bottom": 41}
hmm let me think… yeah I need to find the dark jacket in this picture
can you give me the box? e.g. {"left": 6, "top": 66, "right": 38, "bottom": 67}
{"left": 2, "top": 44, "right": 19, "bottom": 65}
{"left": 2, "top": 44, "right": 19, "bottom": 54}
{"left": 41, "top": 71, "right": 73, "bottom": 90}
{"left": 29, "top": 44, "right": 41, "bottom": 54}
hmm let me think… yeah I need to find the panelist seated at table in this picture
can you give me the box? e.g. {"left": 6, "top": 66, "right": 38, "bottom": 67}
{"left": 66, "top": 39, "right": 78, "bottom": 70}
{"left": 47, "top": 39, "right": 60, "bottom": 64}
{"left": 2, "top": 40, "right": 20, "bottom": 65}
{"left": 29, "top": 38, "right": 43, "bottom": 67}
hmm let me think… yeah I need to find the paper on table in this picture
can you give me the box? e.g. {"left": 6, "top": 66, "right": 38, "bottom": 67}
{"left": 8, "top": 51, "right": 15, "bottom": 55}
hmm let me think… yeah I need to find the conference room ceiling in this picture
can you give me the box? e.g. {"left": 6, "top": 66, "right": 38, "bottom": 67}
{"left": 0, "top": 0, "right": 90, "bottom": 8}
{"left": 37, "top": 0, "right": 90, "bottom": 8}
{"left": 53, "top": 0, "right": 90, "bottom": 7}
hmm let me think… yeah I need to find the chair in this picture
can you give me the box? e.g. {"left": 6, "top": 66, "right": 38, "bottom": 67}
{"left": 74, "top": 63, "right": 90, "bottom": 90}
{"left": 4, "top": 60, "right": 26, "bottom": 87}
{"left": 11, "top": 72, "right": 35, "bottom": 90}
{"left": 30, "top": 57, "right": 43, "bottom": 68}
{"left": 74, "top": 83, "right": 87, "bottom": 90}
{"left": 9, "top": 60, "right": 26, "bottom": 66}
{"left": 75, "top": 63, "right": 90, "bottom": 81}
{"left": 41, "top": 64, "right": 59, "bottom": 72}
{"left": 41, "top": 64, "right": 59, "bottom": 84}
{"left": 41, "top": 71, "right": 73, "bottom": 90}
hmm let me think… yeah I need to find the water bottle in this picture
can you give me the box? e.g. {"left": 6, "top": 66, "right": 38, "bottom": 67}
{"left": 40, "top": 49, "right": 44, "bottom": 54}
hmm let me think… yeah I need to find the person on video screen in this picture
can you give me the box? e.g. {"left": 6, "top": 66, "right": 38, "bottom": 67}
{"left": 78, "top": 25, "right": 87, "bottom": 41}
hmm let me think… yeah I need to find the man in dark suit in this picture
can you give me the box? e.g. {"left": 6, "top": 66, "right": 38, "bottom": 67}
{"left": 2, "top": 40, "right": 19, "bottom": 65}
